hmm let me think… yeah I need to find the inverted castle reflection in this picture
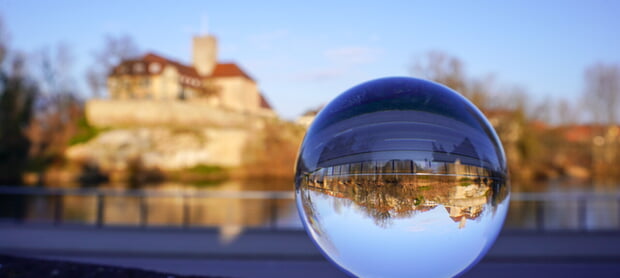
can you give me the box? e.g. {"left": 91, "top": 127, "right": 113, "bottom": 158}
{"left": 299, "top": 160, "right": 509, "bottom": 229}
{"left": 296, "top": 106, "right": 510, "bottom": 230}
{"left": 296, "top": 134, "right": 510, "bottom": 277}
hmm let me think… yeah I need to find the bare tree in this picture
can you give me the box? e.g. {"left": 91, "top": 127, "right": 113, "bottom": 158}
{"left": 27, "top": 44, "right": 83, "bottom": 170}
{"left": 527, "top": 96, "right": 579, "bottom": 126}
{"left": 86, "top": 35, "right": 140, "bottom": 98}
{"left": 582, "top": 63, "right": 620, "bottom": 178}
{"left": 0, "top": 16, "right": 8, "bottom": 65}
{"left": 555, "top": 98, "right": 579, "bottom": 126}
{"left": 410, "top": 51, "right": 490, "bottom": 109}
{"left": 0, "top": 50, "right": 38, "bottom": 184}
{"left": 584, "top": 63, "right": 620, "bottom": 125}
{"left": 411, "top": 50, "right": 467, "bottom": 92}
{"left": 527, "top": 97, "right": 549, "bottom": 124}
{"left": 37, "top": 44, "right": 75, "bottom": 96}
{"left": 0, "top": 16, "right": 83, "bottom": 185}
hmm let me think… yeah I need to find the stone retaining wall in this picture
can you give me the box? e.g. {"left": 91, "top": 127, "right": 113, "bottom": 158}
{"left": 86, "top": 99, "right": 275, "bottom": 128}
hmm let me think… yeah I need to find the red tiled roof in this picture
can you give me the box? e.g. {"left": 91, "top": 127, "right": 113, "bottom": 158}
{"left": 109, "top": 59, "right": 148, "bottom": 76}
{"left": 560, "top": 124, "right": 620, "bottom": 143}
{"left": 302, "top": 105, "right": 324, "bottom": 116}
{"left": 109, "top": 53, "right": 255, "bottom": 89}
{"left": 530, "top": 120, "right": 548, "bottom": 131}
{"left": 450, "top": 215, "right": 464, "bottom": 223}
{"left": 259, "top": 93, "right": 272, "bottom": 110}
{"left": 211, "top": 63, "right": 254, "bottom": 80}
{"left": 110, "top": 52, "right": 203, "bottom": 88}
{"left": 484, "top": 109, "right": 517, "bottom": 118}
{"left": 110, "top": 52, "right": 201, "bottom": 78}
{"left": 142, "top": 53, "right": 168, "bottom": 64}
{"left": 143, "top": 53, "right": 201, "bottom": 78}
{"left": 562, "top": 125, "right": 594, "bottom": 143}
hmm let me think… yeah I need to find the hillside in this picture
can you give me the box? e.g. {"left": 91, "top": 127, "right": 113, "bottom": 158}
{"left": 64, "top": 100, "right": 305, "bottom": 183}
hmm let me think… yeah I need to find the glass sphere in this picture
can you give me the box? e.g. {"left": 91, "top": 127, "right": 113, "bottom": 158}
{"left": 295, "top": 77, "right": 509, "bottom": 277}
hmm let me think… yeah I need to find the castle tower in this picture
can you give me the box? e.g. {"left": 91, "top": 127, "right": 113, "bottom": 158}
{"left": 193, "top": 35, "right": 218, "bottom": 76}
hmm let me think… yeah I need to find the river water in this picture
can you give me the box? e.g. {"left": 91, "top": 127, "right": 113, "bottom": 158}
{"left": 1, "top": 179, "right": 619, "bottom": 231}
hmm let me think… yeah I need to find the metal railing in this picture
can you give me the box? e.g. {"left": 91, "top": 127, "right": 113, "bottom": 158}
{"left": 1, "top": 186, "right": 620, "bottom": 231}
{"left": 506, "top": 192, "right": 620, "bottom": 231}
{"left": 0, "top": 186, "right": 295, "bottom": 230}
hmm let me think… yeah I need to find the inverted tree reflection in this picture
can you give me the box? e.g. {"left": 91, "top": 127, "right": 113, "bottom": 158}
{"left": 299, "top": 159, "right": 508, "bottom": 228}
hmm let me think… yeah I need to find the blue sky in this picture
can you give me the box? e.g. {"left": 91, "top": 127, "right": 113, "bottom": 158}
{"left": 1, "top": 0, "right": 619, "bottom": 119}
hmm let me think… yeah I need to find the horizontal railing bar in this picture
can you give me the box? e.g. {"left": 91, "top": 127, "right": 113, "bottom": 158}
{"left": 319, "top": 172, "right": 499, "bottom": 179}
{"left": 510, "top": 192, "right": 620, "bottom": 201}
{"left": 0, "top": 186, "right": 295, "bottom": 199}
{"left": 0, "top": 186, "right": 619, "bottom": 201}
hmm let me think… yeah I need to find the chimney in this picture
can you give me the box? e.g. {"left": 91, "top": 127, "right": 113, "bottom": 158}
{"left": 193, "top": 35, "right": 218, "bottom": 76}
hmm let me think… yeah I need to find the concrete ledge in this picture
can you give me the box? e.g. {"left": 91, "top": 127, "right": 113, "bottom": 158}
{"left": 2, "top": 223, "right": 620, "bottom": 278}
{"left": 2, "top": 223, "right": 620, "bottom": 260}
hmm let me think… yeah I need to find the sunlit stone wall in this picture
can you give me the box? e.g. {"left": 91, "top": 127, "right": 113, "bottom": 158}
{"left": 86, "top": 99, "right": 274, "bottom": 128}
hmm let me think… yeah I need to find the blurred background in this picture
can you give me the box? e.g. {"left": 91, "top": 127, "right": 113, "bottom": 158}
{"left": 0, "top": 1, "right": 619, "bottom": 277}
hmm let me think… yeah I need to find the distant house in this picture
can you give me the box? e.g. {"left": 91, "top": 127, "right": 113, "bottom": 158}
{"left": 107, "top": 34, "right": 273, "bottom": 115}
{"left": 296, "top": 105, "right": 323, "bottom": 127}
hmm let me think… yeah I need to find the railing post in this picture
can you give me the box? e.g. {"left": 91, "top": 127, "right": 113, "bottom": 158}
{"left": 578, "top": 197, "right": 587, "bottom": 231}
{"left": 96, "top": 194, "right": 104, "bottom": 228}
{"left": 139, "top": 195, "right": 148, "bottom": 228}
{"left": 13, "top": 195, "right": 22, "bottom": 223}
{"left": 535, "top": 200, "right": 545, "bottom": 232}
{"left": 183, "top": 195, "right": 190, "bottom": 229}
{"left": 269, "top": 197, "right": 278, "bottom": 230}
{"left": 53, "top": 194, "right": 64, "bottom": 226}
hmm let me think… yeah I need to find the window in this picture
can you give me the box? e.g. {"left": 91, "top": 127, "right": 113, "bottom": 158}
{"left": 149, "top": 63, "right": 161, "bottom": 73}
{"left": 134, "top": 63, "right": 144, "bottom": 73}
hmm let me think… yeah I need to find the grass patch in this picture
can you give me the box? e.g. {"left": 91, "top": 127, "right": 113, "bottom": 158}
{"left": 68, "top": 117, "right": 101, "bottom": 146}
{"left": 187, "top": 164, "right": 225, "bottom": 174}
{"left": 459, "top": 177, "right": 473, "bottom": 186}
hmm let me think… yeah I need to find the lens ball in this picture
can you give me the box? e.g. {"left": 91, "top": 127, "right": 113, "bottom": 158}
{"left": 295, "top": 77, "right": 509, "bottom": 277}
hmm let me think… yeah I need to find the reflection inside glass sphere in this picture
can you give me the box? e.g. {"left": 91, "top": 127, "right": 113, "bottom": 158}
{"left": 295, "top": 77, "right": 510, "bottom": 278}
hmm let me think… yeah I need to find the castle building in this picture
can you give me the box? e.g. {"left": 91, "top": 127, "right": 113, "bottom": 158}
{"left": 107, "top": 35, "right": 273, "bottom": 115}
